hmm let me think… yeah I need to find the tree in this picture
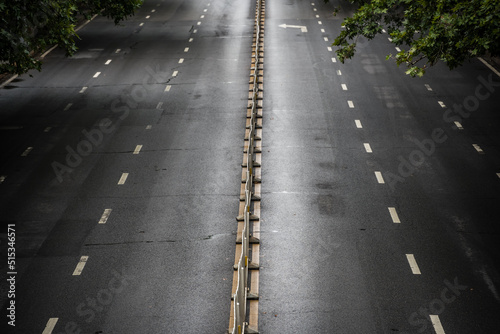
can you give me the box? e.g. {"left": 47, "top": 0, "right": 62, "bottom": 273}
{"left": 329, "top": 0, "right": 500, "bottom": 76}
{"left": 0, "top": 0, "right": 143, "bottom": 75}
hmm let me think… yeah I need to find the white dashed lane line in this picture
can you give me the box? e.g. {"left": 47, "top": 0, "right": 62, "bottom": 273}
{"left": 21, "top": 147, "right": 33, "bottom": 157}
{"left": 318, "top": 21, "right": 322, "bottom": 25}
{"left": 388, "top": 207, "right": 401, "bottom": 223}
{"left": 331, "top": 57, "right": 337, "bottom": 63}
{"left": 146, "top": 125, "right": 152, "bottom": 130}
{"left": 323, "top": 37, "right": 328, "bottom": 41}
{"left": 473, "top": 144, "right": 484, "bottom": 154}
{"left": 363, "top": 143, "right": 372, "bottom": 153}
{"left": 115, "top": 48, "right": 121, "bottom": 53}
{"left": 341, "top": 84, "right": 347, "bottom": 90}
{"left": 156, "top": 102, "right": 163, "bottom": 109}
{"left": 197, "top": 21, "right": 201, "bottom": 25}
{"left": 98, "top": 209, "right": 112, "bottom": 224}
{"left": 348, "top": 100, "right": 354, "bottom": 108}
{"left": 42, "top": 318, "right": 59, "bottom": 334}
{"left": 44, "top": 127, "right": 52, "bottom": 132}
{"left": 374, "top": 171, "right": 385, "bottom": 184}
{"left": 105, "top": 59, "right": 112, "bottom": 65}
{"left": 200, "top": 15, "right": 205, "bottom": 19}
{"left": 139, "top": 22, "right": 144, "bottom": 26}
{"left": 395, "top": 47, "right": 401, "bottom": 52}
{"left": 0, "top": 176, "right": 6, "bottom": 184}
{"left": 172, "top": 71, "right": 178, "bottom": 77}
{"left": 184, "top": 47, "right": 189, "bottom": 52}
{"left": 327, "top": 47, "right": 332, "bottom": 51}
{"left": 93, "top": 72, "right": 101, "bottom": 78}
{"left": 72, "top": 256, "right": 89, "bottom": 276}
{"left": 146, "top": 15, "right": 150, "bottom": 19}
{"left": 321, "top": 28, "right": 325, "bottom": 33}
{"left": 151, "top": 9, "right": 156, "bottom": 12}
{"left": 454, "top": 121, "right": 463, "bottom": 130}
{"left": 430, "top": 315, "right": 446, "bottom": 334}
{"left": 189, "top": 38, "right": 194, "bottom": 42}
{"left": 118, "top": 173, "right": 129, "bottom": 185}
{"left": 406, "top": 254, "right": 422, "bottom": 274}
{"left": 497, "top": 173, "right": 500, "bottom": 179}
{"left": 165, "top": 85, "right": 172, "bottom": 92}
{"left": 355, "top": 120, "right": 362, "bottom": 128}
{"left": 133, "top": 145, "right": 143, "bottom": 155}
{"left": 179, "top": 58, "right": 184, "bottom": 64}
{"left": 438, "top": 101, "right": 446, "bottom": 108}
{"left": 337, "top": 70, "right": 342, "bottom": 75}
{"left": 64, "top": 103, "right": 73, "bottom": 111}
{"left": 79, "top": 87, "right": 87, "bottom": 94}
{"left": 425, "top": 84, "right": 433, "bottom": 91}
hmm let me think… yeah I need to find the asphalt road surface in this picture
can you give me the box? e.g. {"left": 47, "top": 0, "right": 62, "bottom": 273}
{"left": 1, "top": 0, "right": 500, "bottom": 333}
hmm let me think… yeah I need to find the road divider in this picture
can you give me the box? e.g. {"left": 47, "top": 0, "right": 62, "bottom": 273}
{"left": 229, "top": 0, "right": 264, "bottom": 333}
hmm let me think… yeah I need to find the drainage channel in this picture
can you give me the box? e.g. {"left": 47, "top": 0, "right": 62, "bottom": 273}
{"left": 228, "top": 0, "right": 265, "bottom": 333}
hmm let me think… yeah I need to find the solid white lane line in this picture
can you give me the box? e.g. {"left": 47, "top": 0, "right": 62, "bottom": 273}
{"left": 189, "top": 38, "right": 194, "bottom": 42}
{"left": 0, "top": 176, "right": 6, "bottom": 183}
{"left": 429, "top": 315, "right": 446, "bottom": 334}
{"left": 93, "top": 72, "right": 101, "bottom": 78}
{"left": 72, "top": 256, "right": 89, "bottom": 276}
{"left": 139, "top": 22, "right": 144, "bottom": 26}
{"left": 425, "top": 84, "right": 432, "bottom": 91}
{"left": 118, "top": 173, "right": 129, "bottom": 185}
{"left": 156, "top": 102, "right": 163, "bottom": 109}
{"left": 324, "top": 37, "right": 328, "bottom": 41}
{"left": 115, "top": 48, "right": 121, "bottom": 53}
{"left": 21, "top": 147, "right": 33, "bottom": 156}
{"left": 341, "top": 84, "right": 347, "bottom": 90}
{"left": 105, "top": 59, "right": 112, "bottom": 65}
{"left": 348, "top": 100, "right": 354, "bottom": 108}
{"left": 355, "top": 119, "right": 362, "bottom": 128}
{"left": 374, "top": 171, "right": 385, "bottom": 183}
{"left": 44, "top": 127, "right": 52, "bottom": 132}
{"left": 179, "top": 58, "right": 184, "bottom": 64}
{"left": 42, "top": 318, "right": 59, "bottom": 334}
{"left": 165, "top": 85, "right": 171, "bottom": 92}
{"left": 98, "top": 209, "right": 112, "bottom": 224}
{"left": 478, "top": 57, "right": 500, "bottom": 78}
{"left": 454, "top": 121, "right": 463, "bottom": 130}
{"left": 146, "top": 125, "right": 152, "bottom": 130}
{"left": 388, "top": 207, "right": 401, "bottom": 223}
{"left": 364, "top": 143, "right": 372, "bottom": 153}
{"left": 184, "top": 47, "right": 189, "bottom": 52}
{"left": 337, "top": 70, "right": 342, "bottom": 75}
{"left": 64, "top": 103, "right": 73, "bottom": 111}
{"left": 327, "top": 46, "right": 332, "bottom": 51}
{"left": 79, "top": 87, "right": 87, "bottom": 93}
{"left": 473, "top": 144, "right": 484, "bottom": 154}
{"left": 438, "top": 101, "right": 446, "bottom": 108}
{"left": 172, "top": 71, "right": 178, "bottom": 77}
{"left": 133, "top": 145, "right": 143, "bottom": 155}
{"left": 318, "top": 21, "right": 322, "bottom": 25}
{"left": 406, "top": 254, "right": 421, "bottom": 274}
{"left": 332, "top": 57, "right": 337, "bottom": 63}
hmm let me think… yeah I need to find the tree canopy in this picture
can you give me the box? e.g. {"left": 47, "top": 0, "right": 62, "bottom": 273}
{"left": 0, "top": 0, "right": 143, "bottom": 75}
{"left": 329, "top": 0, "right": 500, "bottom": 76}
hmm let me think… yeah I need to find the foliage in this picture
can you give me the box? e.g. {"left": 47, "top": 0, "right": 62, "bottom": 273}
{"left": 0, "top": 0, "right": 143, "bottom": 75}
{"left": 329, "top": 0, "right": 500, "bottom": 76}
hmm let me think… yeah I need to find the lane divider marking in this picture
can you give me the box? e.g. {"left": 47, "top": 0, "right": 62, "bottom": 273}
{"left": 364, "top": 143, "right": 372, "bottom": 153}
{"left": 438, "top": 101, "right": 446, "bottom": 108}
{"left": 165, "top": 85, "right": 171, "bottom": 92}
{"left": 473, "top": 144, "right": 484, "bottom": 154}
{"left": 388, "top": 207, "right": 401, "bottom": 223}
{"left": 454, "top": 121, "right": 463, "bottom": 130}
{"left": 430, "top": 315, "right": 446, "bottom": 334}
{"left": 341, "top": 84, "right": 348, "bottom": 90}
{"left": 0, "top": 176, "right": 6, "bottom": 184}
{"left": 42, "top": 318, "right": 59, "bottom": 334}
{"left": 425, "top": 84, "right": 432, "bottom": 91}
{"left": 93, "top": 72, "right": 101, "bottom": 78}
{"left": 156, "top": 102, "right": 163, "bottom": 109}
{"left": 355, "top": 119, "right": 362, "bottom": 128}
{"left": 72, "top": 256, "right": 89, "bottom": 276}
{"left": 348, "top": 100, "right": 354, "bottom": 108}
{"left": 79, "top": 87, "right": 87, "bottom": 93}
{"left": 64, "top": 103, "right": 73, "bottom": 111}
{"left": 98, "top": 209, "right": 112, "bottom": 224}
{"left": 118, "top": 172, "right": 129, "bottom": 185}
{"left": 133, "top": 145, "right": 143, "bottom": 155}
{"left": 374, "top": 171, "right": 385, "bottom": 183}
{"left": 21, "top": 147, "right": 33, "bottom": 156}
{"left": 44, "top": 127, "right": 52, "bottom": 132}
{"left": 105, "top": 59, "right": 112, "bottom": 65}
{"left": 406, "top": 254, "right": 422, "bottom": 274}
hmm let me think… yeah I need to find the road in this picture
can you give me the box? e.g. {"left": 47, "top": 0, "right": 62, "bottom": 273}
{"left": 1, "top": 0, "right": 500, "bottom": 333}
